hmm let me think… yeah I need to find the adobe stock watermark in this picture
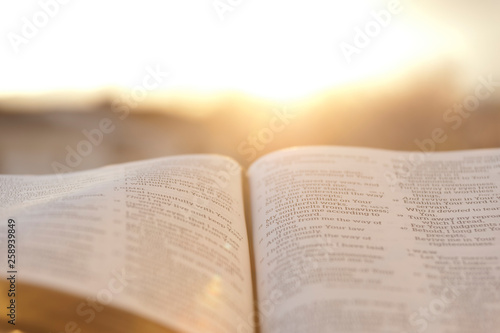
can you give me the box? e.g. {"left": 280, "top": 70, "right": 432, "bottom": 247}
{"left": 51, "top": 267, "right": 134, "bottom": 333}
{"left": 7, "top": 0, "right": 72, "bottom": 54}
{"left": 339, "top": 0, "right": 403, "bottom": 64}
{"left": 212, "top": 0, "right": 244, "bottom": 21}
{"left": 237, "top": 105, "right": 296, "bottom": 162}
{"left": 51, "top": 65, "right": 168, "bottom": 177}
{"left": 406, "top": 279, "right": 464, "bottom": 333}
{"left": 384, "top": 74, "right": 499, "bottom": 188}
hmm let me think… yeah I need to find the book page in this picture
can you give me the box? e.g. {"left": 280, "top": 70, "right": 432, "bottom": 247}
{"left": 248, "top": 146, "right": 500, "bottom": 333}
{"left": 0, "top": 155, "right": 252, "bottom": 333}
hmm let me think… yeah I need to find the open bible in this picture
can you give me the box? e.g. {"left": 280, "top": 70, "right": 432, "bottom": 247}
{"left": 1, "top": 146, "right": 500, "bottom": 333}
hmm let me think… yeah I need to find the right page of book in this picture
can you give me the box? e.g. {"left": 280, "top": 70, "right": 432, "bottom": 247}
{"left": 248, "top": 146, "right": 500, "bottom": 333}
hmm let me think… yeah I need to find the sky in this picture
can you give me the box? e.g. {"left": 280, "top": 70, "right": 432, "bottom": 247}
{"left": 0, "top": 0, "right": 492, "bottom": 100}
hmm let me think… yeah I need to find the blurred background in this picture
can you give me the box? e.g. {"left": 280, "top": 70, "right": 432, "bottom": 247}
{"left": 1, "top": 0, "right": 499, "bottom": 174}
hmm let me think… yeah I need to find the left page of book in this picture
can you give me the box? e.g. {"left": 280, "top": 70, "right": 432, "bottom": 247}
{"left": 0, "top": 155, "right": 253, "bottom": 333}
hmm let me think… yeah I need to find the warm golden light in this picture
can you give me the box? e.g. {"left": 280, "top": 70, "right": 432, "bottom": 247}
{"left": 0, "top": 0, "right": 467, "bottom": 100}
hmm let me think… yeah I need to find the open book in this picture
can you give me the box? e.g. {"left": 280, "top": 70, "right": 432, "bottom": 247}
{"left": 1, "top": 146, "right": 499, "bottom": 333}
